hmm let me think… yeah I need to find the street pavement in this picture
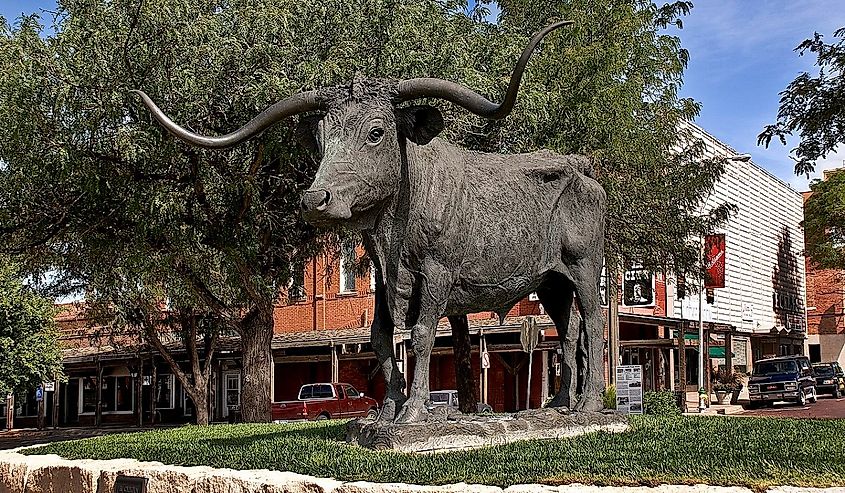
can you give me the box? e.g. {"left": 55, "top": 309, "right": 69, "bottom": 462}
{"left": 738, "top": 394, "right": 845, "bottom": 419}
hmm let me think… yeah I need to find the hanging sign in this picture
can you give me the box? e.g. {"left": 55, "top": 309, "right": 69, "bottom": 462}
{"left": 704, "top": 234, "right": 726, "bottom": 289}
{"left": 622, "top": 266, "right": 655, "bottom": 307}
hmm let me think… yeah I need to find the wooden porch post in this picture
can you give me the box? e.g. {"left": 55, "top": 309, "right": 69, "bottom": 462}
{"left": 725, "top": 330, "right": 734, "bottom": 373}
{"left": 6, "top": 394, "right": 13, "bottom": 431}
{"left": 52, "top": 377, "right": 60, "bottom": 430}
{"left": 149, "top": 360, "right": 157, "bottom": 426}
{"left": 330, "top": 345, "right": 339, "bottom": 382}
{"left": 677, "top": 322, "right": 686, "bottom": 391}
{"left": 95, "top": 362, "right": 103, "bottom": 428}
{"left": 136, "top": 358, "right": 144, "bottom": 428}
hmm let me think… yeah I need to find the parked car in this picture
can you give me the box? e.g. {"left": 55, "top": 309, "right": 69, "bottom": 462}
{"left": 427, "top": 390, "right": 493, "bottom": 413}
{"left": 745, "top": 355, "right": 817, "bottom": 409}
{"left": 272, "top": 383, "right": 378, "bottom": 421}
{"left": 812, "top": 362, "right": 845, "bottom": 398}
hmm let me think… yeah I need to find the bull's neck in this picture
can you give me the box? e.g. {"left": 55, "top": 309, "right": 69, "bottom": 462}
{"left": 364, "top": 137, "right": 465, "bottom": 298}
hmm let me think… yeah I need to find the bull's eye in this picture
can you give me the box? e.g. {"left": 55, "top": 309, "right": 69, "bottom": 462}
{"left": 367, "top": 127, "right": 385, "bottom": 145}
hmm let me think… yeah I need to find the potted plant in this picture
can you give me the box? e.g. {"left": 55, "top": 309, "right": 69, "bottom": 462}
{"left": 711, "top": 368, "right": 744, "bottom": 404}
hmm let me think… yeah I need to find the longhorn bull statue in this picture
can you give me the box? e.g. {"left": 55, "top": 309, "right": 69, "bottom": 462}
{"left": 133, "top": 20, "right": 607, "bottom": 423}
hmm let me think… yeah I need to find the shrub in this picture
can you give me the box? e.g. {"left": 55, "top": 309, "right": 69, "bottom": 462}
{"left": 711, "top": 367, "right": 744, "bottom": 391}
{"left": 643, "top": 390, "right": 680, "bottom": 416}
{"left": 602, "top": 385, "right": 617, "bottom": 409}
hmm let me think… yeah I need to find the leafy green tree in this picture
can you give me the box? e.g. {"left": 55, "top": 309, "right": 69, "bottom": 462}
{"left": 0, "top": 0, "right": 513, "bottom": 422}
{"left": 803, "top": 170, "right": 845, "bottom": 270}
{"left": 488, "top": 0, "right": 731, "bottom": 272}
{"left": 0, "top": 256, "right": 63, "bottom": 400}
{"left": 0, "top": 0, "right": 731, "bottom": 420}
{"left": 759, "top": 27, "right": 845, "bottom": 177}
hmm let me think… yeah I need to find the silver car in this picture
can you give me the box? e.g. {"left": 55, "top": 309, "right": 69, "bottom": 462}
{"left": 427, "top": 390, "right": 493, "bottom": 413}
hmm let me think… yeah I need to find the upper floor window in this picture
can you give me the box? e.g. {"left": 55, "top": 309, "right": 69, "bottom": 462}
{"left": 339, "top": 242, "right": 357, "bottom": 294}
{"left": 288, "top": 262, "right": 306, "bottom": 302}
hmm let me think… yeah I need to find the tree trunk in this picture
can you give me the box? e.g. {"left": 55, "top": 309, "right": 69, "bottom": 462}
{"left": 191, "top": 389, "right": 210, "bottom": 426}
{"left": 240, "top": 303, "right": 273, "bottom": 423}
{"left": 449, "top": 315, "right": 478, "bottom": 414}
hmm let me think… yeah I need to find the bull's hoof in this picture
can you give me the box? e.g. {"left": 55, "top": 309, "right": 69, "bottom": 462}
{"left": 545, "top": 392, "right": 571, "bottom": 409}
{"left": 394, "top": 400, "right": 427, "bottom": 424}
{"left": 572, "top": 394, "right": 603, "bottom": 412}
{"left": 377, "top": 400, "right": 397, "bottom": 423}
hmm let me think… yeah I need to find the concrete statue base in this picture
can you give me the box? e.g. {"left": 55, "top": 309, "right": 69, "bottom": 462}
{"left": 345, "top": 408, "right": 629, "bottom": 452}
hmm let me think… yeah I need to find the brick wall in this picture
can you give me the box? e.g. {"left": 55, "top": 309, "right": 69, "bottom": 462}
{"left": 805, "top": 265, "right": 845, "bottom": 335}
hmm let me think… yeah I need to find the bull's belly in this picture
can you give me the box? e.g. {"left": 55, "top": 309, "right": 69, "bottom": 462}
{"left": 444, "top": 275, "right": 540, "bottom": 316}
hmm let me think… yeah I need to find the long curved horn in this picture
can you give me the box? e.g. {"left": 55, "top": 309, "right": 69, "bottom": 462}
{"left": 397, "top": 20, "right": 573, "bottom": 119}
{"left": 130, "top": 89, "right": 322, "bottom": 149}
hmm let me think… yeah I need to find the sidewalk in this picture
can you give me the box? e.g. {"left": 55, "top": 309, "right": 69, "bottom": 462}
{"left": 682, "top": 390, "right": 745, "bottom": 416}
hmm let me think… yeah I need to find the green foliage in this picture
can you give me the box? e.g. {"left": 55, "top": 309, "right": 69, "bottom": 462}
{"left": 0, "top": 256, "right": 63, "bottom": 396}
{"left": 711, "top": 368, "right": 743, "bottom": 392}
{"left": 602, "top": 384, "right": 616, "bottom": 409}
{"left": 759, "top": 27, "right": 845, "bottom": 176}
{"left": 0, "top": 1, "right": 733, "bottom": 416}
{"left": 642, "top": 390, "right": 680, "bottom": 416}
{"left": 804, "top": 170, "right": 845, "bottom": 270}
{"left": 24, "top": 416, "right": 845, "bottom": 488}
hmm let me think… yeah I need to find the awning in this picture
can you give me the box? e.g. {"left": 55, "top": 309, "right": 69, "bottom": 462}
{"left": 709, "top": 347, "right": 735, "bottom": 358}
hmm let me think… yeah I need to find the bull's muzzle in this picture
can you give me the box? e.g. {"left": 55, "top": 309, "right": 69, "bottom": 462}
{"left": 301, "top": 189, "right": 331, "bottom": 214}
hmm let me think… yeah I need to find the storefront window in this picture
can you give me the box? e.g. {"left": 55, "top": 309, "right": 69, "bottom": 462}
{"left": 115, "top": 377, "right": 133, "bottom": 411}
{"left": 156, "top": 375, "right": 174, "bottom": 409}
{"left": 82, "top": 376, "right": 98, "bottom": 413}
{"left": 101, "top": 376, "right": 114, "bottom": 411}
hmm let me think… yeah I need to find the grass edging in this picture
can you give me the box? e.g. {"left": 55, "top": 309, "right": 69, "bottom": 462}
{"left": 21, "top": 415, "right": 845, "bottom": 490}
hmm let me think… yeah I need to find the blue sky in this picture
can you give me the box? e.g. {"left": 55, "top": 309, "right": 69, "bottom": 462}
{"left": 2, "top": 0, "right": 843, "bottom": 191}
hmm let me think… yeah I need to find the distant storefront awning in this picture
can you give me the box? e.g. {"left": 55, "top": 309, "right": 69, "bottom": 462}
{"left": 709, "top": 347, "right": 735, "bottom": 358}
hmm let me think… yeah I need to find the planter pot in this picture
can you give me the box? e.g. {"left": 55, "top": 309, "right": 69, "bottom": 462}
{"left": 714, "top": 390, "right": 729, "bottom": 404}
{"left": 730, "top": 385, "right": 744, "bottom": 405}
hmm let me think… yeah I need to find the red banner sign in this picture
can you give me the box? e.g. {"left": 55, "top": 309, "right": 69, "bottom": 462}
{"left": 704, "top": 234, "right": 726, "bottom": 289}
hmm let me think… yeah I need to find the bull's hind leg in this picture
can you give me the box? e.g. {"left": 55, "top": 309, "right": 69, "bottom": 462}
{"left": 570, "top": 260, "right": 606, "bottom": 412}
{"left": 537, "top": 274, "right": 576, "bottom": 408}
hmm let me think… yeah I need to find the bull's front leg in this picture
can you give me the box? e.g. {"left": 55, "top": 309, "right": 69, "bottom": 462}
{"left": 371, "top": 280, "right": 406, "bottom": 422}
{"left": 394, "top": 259, "right": 450, "bottom": 424}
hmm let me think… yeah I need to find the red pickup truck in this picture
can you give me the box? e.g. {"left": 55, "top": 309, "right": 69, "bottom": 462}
{"left": 272, "top": 383, "right": 379, "bottom": 421}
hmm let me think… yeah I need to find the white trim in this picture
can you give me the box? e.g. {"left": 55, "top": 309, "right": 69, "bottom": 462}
{"left": 78, "top": 411, "right": 134, "bottom": 416}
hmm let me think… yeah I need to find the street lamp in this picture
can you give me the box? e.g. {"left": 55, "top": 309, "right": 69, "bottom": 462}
{"left": 698, "top": 153, "right": 752, "bottom": 413}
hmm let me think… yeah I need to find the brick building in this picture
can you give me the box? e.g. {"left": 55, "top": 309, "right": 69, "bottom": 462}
{"left": 803, "top": 170, "right": 845, "bottom": 366}
{"left": 1, "top": 123, "right": 808, "bottom": 429}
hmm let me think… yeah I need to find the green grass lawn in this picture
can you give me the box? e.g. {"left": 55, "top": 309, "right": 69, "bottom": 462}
{"left": 21, "top": 415, "right": 845, "bottom": 489}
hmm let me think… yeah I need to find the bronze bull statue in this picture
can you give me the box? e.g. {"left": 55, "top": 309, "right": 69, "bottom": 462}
{"left": 133, "top": 20, "right": 607, "bottom": 423}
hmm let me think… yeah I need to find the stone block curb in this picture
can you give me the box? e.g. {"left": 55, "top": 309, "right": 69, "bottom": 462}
{"left": 2, "top": 450, "right": 844, "bottom": 493}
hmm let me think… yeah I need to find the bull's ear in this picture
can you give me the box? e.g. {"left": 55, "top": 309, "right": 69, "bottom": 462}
{"left": 296, "top": 114, "right": 324, "bottom": 158}
{"left": 396, "top": 105, "right": 444, "bottom": 145}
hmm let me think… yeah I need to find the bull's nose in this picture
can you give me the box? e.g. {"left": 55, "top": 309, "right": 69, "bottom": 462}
{"left": 301, "top": 189, "right": 332, "bottom": 213}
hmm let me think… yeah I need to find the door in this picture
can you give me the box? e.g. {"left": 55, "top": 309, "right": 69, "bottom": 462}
{"left": 344, "top": 385, "right": 363, "bottom": 416}
{"left": 223, "top": 373, "right": 241, "bottom": 418}
{"left": 65, "top": 379, "right": 79, "bottom": 425}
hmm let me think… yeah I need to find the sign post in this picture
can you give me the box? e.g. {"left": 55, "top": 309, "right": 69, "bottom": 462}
{"left": 36, "top": 385, "right": 45, "bottom": 430}
{"left": 615, "top": 365, "right": 643, "bottom": 414}
{"left": 520, "top": 317, "right": 540, "bottom": 410}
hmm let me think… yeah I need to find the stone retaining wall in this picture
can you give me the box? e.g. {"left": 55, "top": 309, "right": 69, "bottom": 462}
{"left": 1, "top": 450, "right": 843, "bottom": 493}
